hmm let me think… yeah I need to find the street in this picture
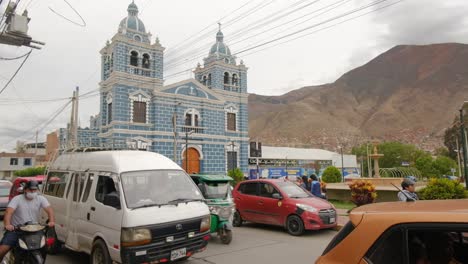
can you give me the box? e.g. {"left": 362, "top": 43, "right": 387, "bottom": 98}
{"left": 44, "top": 223, "right": 336, "bottom": 264}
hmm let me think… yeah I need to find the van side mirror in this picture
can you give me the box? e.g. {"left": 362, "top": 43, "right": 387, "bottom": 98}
{"left": 272, "top": 193, "right": 282, "bottom": 200}
{"left": 103, "top": 193, "right": 121, "bottom": 209}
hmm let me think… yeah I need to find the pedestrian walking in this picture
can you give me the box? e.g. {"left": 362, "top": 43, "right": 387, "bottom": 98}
{"left": 398, "top": 179, "right": 419, "bottom": 201}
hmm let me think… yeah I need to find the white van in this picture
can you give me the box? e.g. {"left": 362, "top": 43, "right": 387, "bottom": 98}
{"left": 41, "top": 150, "right": 211, "bottom": 264}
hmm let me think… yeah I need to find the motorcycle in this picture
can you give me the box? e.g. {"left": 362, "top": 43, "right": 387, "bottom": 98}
{"left": 190, "top": 174, "right": 235, "bottom": 244}
{"left": 3, "top": 223, "right": 54, "bottom": 264}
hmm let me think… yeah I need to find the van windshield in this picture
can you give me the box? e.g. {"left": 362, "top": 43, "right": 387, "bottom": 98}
{"left": 121, "top": 170, "right": 204, "bottom": 209}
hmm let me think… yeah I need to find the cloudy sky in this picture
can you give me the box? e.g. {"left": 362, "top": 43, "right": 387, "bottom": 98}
{"left": 1, "top": 0, "right": 468, "bottom": 151}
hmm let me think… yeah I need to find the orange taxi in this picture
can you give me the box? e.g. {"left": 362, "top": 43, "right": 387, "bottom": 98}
{"left": 317, "top": 199, "right": 468, "bottom": 264}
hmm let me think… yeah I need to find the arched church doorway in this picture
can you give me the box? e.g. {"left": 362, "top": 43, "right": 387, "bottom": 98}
{"left": 182, "top": 147, "right": 200, "bottom": 174}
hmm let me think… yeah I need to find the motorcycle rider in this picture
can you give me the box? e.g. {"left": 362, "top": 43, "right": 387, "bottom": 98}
{"left": 0, "top": 180, "right": 55, "bottom": 260}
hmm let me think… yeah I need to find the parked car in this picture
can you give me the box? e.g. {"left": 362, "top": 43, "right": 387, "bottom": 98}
{"left": 0, "top": 180, "right": 12, "bottom": 218}
{"left": 9, "top": 175, "right": 45, "bottom": 201}
{"left": 42, "top": 150, "right": 210, "bottom": 264}
{"left": 317, "top": 199, "right": 468, "bottom": 264}
{"left": 232, "top": 179, "right": 337, "bottom": 235}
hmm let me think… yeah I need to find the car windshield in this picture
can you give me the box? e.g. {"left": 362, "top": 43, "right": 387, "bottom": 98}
{"left": 276, "top": 181, "right": 311, "bottom": 198}
{"left": 121, "top": 170, "right": 204, "bottom": 209}
{"left": 201, "top": 182, "right": 230, "bottom": 199}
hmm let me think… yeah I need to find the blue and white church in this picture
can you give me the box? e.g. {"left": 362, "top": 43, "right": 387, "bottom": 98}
{"left": 85, "top": 2, "right": 249, "bottom": 174}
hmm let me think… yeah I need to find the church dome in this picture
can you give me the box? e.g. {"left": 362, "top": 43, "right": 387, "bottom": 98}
{"left": 119, "top": 1, "right": 146, "bottom": 33}
{"left": 209, "top": 29, "right": 231, "bottom": 56}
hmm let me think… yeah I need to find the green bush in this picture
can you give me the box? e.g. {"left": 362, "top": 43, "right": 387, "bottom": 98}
{"left": 321, "top": 166, "right": 342, "bottom": 183}
{"left": 228, "top": 168, "right": 244, "bottom": 186}
{"left": 419, "top": 178, "right": 468, "bottom": 200}
{"left": 14, "top": 167, "right": 45, "bottom": 177}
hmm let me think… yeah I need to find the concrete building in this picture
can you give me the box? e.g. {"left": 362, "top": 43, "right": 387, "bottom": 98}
{"left": 0, "top": 152, "right": 36, "bottom": 179}
{"left": 248, "top": 146, "right": 359, "bottom": 179}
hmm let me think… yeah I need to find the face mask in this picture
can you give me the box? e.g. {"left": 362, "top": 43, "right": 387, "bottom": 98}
{"left": 26, "top": 192, "right": 38, "bottom": 199}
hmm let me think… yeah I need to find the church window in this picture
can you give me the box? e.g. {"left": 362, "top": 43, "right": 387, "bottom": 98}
{"left": 207, "top": 74, "right": 212, "bottom": 88}
{"left": 185, "top": 113, "right": 192, "bottom": 126}
{"left": 224, "top": 58, "right": 230, "bottom": 64}
{"left": 224, "top": 72, "right": 230, "bottom": 84}
{"left": 202, "top": 75, "right": 207, "bottom": 86}
{"left": 107, "top": 103, "right": 112, "bottom": 124}
{"left": 134, "top": 35, "right": 142, "bottom": 42}
{"left": 184, "top": 108, "right": 201, "bottom": 127}
{"left": 225, "top": 104, "right": 238, "bottom": 131}
{"left": 227, "top": 113, "right": 236, "bottom": 131}
{"left": 133, "top": 101, "right": 146, "bottom": 123}
{"left": 130, "top": 93, "right": 150, "bottom": 123}
{"left": 130, "top": 51, "right": 138, "bottom": 67}
{"left": 142, "top": 54, "right": 150, "bottom": 69}
{"left": 232, "top": 74, "right": 238, "bottom": 87}
{"left": 106, "top": 93, "right": 113, "bottom": 125}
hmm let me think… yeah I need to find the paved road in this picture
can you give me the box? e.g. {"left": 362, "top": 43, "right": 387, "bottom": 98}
{"left": 45, "top": 223, "right": 336, "bottom": 264}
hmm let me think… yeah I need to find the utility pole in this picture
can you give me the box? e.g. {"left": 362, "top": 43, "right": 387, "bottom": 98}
{"left": 184, "top": 130, "right": 194, "bottom": 173}
{"left": 456, "top": 137, "right": 462, "bottom": 178}
{"left": 340, "top": 146, "right": 345, "bottom": 182}
{"left": 68, "top": 90, "right": 76, "bottom": 149}
{"left": 74, "top": 86, "right": 79, "bottom": 147}
{"left": 172, "top": 113, "right": 177, "bottom": 163}
{"left": 34, "top": 130, "right": 38, "bottom": 156}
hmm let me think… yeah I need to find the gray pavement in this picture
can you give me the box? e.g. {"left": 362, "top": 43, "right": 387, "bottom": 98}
{"left": 43, "top": 223, "right": 336, "bottom": 264}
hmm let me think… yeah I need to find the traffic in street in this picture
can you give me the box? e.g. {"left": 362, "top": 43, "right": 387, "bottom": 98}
{"left": 42, "top": 223, "right": 335, "bottom": 264}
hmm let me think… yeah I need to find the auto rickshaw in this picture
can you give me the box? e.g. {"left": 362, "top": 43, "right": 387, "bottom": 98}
{"left": 190, "top": 174, "right": 234, "bottom": 244}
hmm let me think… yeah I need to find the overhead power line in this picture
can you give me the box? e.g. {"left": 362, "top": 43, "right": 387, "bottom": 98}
{"left": 0, "top": 49, "right": 32, "bottom": 96}
{"left": 0, "top": 50, "right": 31, "bottom": 60}
{"left": 234, "top": 0, "right": 392, "bottom": 55}
{"left": 163, "top": 0, "right": 403, "bottom": 81}
{"left": 0, "top": 99, "right": 72, "bottom": 147}
{"left": 49, "top": 0, "right": 86, "bottom": 27}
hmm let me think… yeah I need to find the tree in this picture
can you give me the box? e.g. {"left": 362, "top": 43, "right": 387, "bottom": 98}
{"left": 321, "top": 166, "right": 342, "bottom": 183}
{"left": 415, "top": 155, "right": 436, "bottom": 178}
{"left": 352, "top": 141, "right": 431, "bottom": 175}
{"left": 432, "top": 156, "right": 458, "bottom": 176}
{"left": 419, "top": 178, "right": 468, "bottom": 200}
{"left": 228, "top": 168, "right": 244, "bottom": 186}
{"left": 14, "top": 167, "right": 45, "bottom": 177}
{"left": 444, "top": 117, "right": 461, "bottom": 160}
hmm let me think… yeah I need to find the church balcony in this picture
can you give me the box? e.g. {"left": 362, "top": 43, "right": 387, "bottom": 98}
{"left": 223, "top": 84, "right": 240, "bottom": 92}
{"left": 179, "top": 125, "right": 205, "bottom": 134}
{"left": 126, "top": 65, "right": 153, "bottom": 77}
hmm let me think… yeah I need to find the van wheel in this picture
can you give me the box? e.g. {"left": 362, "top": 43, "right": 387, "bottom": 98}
{"left": 90, "top": 239, "right": 111, "bottom": 264}
{"left": 286, "top": 215, "right": 305, "bottom": 236}
{"left": 46, "top": 227, "right": 62, "bottom": 255}
{"left": 233, "top": 211, "right": 243, "bottom": 227}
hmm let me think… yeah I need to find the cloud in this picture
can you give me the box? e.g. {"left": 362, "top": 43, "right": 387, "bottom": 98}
{"left": 373, "top": 0, "right": 468, "bottom": 45}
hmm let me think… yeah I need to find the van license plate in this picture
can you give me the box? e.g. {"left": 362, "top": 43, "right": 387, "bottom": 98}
{"left": 170, "top": 248, "right": 186, "bottom": 261}
{"left": 330, "top": 217, "right": 335, "bottom": 224}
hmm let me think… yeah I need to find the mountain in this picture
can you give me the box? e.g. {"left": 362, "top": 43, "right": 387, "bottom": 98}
{"left": 249, "top": 43, "right": 468, "bottom": 151}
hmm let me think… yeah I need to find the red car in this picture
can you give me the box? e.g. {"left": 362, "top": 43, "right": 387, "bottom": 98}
{"left": 232, "top": 179, "right": 337, "bottom": 235}
{"left": 9, "top": 175, "right": 45, "bottom": 201}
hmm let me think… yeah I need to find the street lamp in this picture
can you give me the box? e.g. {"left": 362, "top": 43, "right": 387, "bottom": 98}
{"left": 227, "top": 140, "right": 236, "bottom": 172}
{"left": 184, "top": 130, "right": 194, "bottom": 173}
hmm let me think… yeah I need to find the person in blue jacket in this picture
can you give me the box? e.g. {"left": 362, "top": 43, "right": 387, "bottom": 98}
{"left": 310, "top": 174, "right": 326, "bottom": 199}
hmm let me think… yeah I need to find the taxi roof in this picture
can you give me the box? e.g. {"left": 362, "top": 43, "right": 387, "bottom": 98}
{"left": 349, "top": 199, "right": 468, "bottom": 225}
